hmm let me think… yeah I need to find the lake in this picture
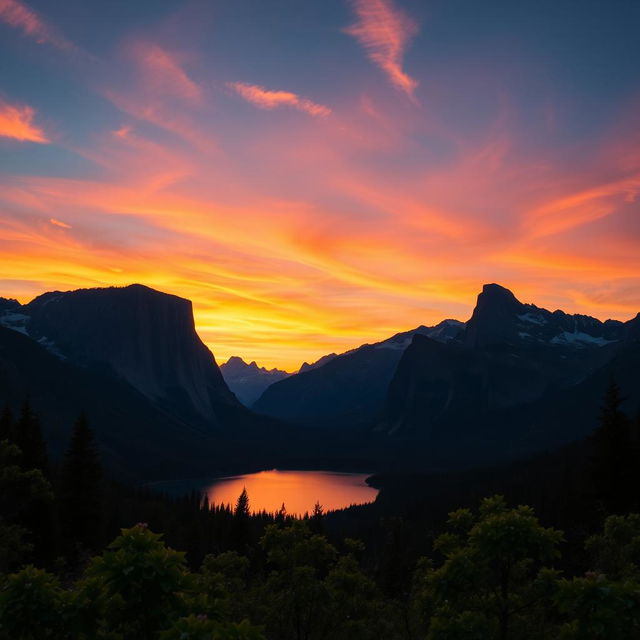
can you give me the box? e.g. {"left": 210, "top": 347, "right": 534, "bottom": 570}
{"left": 153, "top": 470, "right": 378, "bottom": 516}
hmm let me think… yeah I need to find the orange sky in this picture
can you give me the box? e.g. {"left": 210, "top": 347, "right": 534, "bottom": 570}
{"left": 1, "top": 0, "right": 639, "bottom": 371}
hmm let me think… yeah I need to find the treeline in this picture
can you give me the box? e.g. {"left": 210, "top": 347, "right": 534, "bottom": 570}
{"left": 2, "top": 498, "right": 640, "bottom": 638}
{"left": 1, "top": 381, "right": 640, "bottom": 638}
{"left": 0, "top": 401, "right": 324, "bottom": 574}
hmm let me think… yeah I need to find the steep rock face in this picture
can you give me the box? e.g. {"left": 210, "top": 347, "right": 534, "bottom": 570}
{"left": 381, "top": 333, "right": 615, "bottom": 437}
{"left": 23, "top": 284, "right": 239, "bottom": 426}
{"left": 464, "top": 283, "right": 625, "bottom": 348}
{"left": 253, "top": 320, "right": 465, "bottom": 428}
{"left": 380, "top": 284, "right": 639, "bottom": 458}
{"left": 220, "top": 356, "right": 290, "bottom": 407}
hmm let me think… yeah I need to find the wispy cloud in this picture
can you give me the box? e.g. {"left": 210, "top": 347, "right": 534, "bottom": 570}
{"left": 49, "top": 217, "right": 71, "bottom": 229}
{"left": 130, "top": 42, "right": 202, "bottom": 104}
{"left": 228, "top": 82, "right": 331, "bottom": 117}
{"left": 0, "top": 99, "right": 49, "bottom": 142}
{"left": 101, "top": 42, "right": 214, "bottom": 151}
{"left": 344, "top": 0, "right": 418, "bottom": 99}
{"left": 0, "top": 0, "right": 74, "bottom": 50}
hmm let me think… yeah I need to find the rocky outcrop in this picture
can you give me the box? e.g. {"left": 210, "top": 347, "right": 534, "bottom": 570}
{"left": 23, "top": 284, "right": 239, "bottom": 426}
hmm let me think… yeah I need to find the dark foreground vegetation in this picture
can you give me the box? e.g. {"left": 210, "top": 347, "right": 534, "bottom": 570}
{"left": 1, "top": 381, "right": 640, "bottom": 639}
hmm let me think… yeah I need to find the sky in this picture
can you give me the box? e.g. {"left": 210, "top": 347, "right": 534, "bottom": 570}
{"left": 1, "top": 0, "right": 639, "bottom": 371}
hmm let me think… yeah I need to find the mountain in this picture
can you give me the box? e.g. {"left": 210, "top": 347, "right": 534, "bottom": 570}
{"left": 299, "top": 353, "right": 338, "bottom": 374}
{"left": 378, "top": 284, "right": 639, "bottom": 465}
{"left": 0, "top": 285, "right": 301, "bottom": 480}
{"left": 253, "top": 320, "right": 464, "bottom": 428}
{"left": 465, "top": 283, "right": 626, "bottom": 348}
{"left": 220, "top": 356, "right": 290, "bottom": 406}
{"left": 12, "top": 284, "right": 240, "bottom": 427}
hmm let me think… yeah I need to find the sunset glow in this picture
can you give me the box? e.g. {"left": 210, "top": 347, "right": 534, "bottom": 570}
{"left": 1, "top": 0, "right": 639, "bottom": 370}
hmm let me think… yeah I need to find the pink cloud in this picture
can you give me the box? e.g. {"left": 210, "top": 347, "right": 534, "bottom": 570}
{"left": 0, "top": 99, "right": 49, "bottom": 142}
{"left": 228, "top": 82, "right": 331, "bottom": 117}
{"left": 100, "top": 42, "right": 215, "bottom": 152}
{"left": 345, "top": 0, "right": 419, "bottom": 99}
{"left": 0, "top": 0, "right": 73, "bottom": 50}
{"left": 130, "top": 42, "right": 202, "bottom": 104}
{"left": 49, "top": 217, "right": 72, "bottom": 229}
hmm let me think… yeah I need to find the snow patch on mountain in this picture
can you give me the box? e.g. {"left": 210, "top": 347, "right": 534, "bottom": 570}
{"left": 517, "top": 312, "right": 547, "bottom": 326}
{"left": 550, "top": 331, "right": 615, "bottom": 347}
{"left": 0, "top": 311, "right": 30, "bottom": 335}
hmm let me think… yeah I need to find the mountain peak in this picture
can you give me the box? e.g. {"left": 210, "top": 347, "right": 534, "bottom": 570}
{"left": 464, "top": 284, "right": 525, "bottom": 348}
{"left": 480, "top": 283, "right": 520, "bottom": 303}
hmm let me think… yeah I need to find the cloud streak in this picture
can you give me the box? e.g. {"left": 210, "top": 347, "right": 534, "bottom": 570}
{"left": 0, "top": 99, "right": 49, "bottom": 142}
{"left": 344, "top": 0, "right": 418, "bottom": 98}
{"left": 131, "top": 42, "right": 202, "bottom": 104}
{"left": 0, "top": 0, "right": 73, "bottom": 50}
{"left": 228, "top": 82, "right": 331, "bottom": 117}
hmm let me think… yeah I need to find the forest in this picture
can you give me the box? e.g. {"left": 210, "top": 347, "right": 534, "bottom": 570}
{"left": 1, "top": 382, "right": 639, "bottom": 639}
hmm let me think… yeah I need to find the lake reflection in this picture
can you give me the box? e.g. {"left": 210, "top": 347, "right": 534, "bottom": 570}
{"left": 204, "top": 469, "right": 377, "bottom": 515}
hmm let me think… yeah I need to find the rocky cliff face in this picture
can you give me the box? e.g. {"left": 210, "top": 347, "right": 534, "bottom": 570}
{"left": 380, "top": 284, "right": 639, "bottom": 455}
{"left": 464, "top": 283, "right": 626, "bottom": 348}
{"left": 23, "top": 284, "right": 239, "bottom": 426}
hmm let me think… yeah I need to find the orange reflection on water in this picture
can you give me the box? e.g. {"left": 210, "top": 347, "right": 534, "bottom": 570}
{"left": 204, "top": 469, "right": 378, "bottom": 516}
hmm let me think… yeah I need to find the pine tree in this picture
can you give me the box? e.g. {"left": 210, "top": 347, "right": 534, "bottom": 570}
{"left": 310, "top": 501, "right": 324, "bottom": 534}
{"left": 232, "top": 488, "right": 251, "bottom": 551}
{"left": 234, "top": 488, "right": 250, "bottom": 519}
{"left": 60, "top": 414, "right": 103, "bottom": 553}
{"left": 590, "top": 380, "right": 638, "bottom": 514}
{"left": 275, "top": 502, "right": 287, "bottom": 524}
{"left": 14, "top": 399, "right": 48, "bottom": 474}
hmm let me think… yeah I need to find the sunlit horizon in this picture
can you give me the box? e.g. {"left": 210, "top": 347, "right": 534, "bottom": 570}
{"left": 1, "top": 0, "right": 639, "bottom": 370}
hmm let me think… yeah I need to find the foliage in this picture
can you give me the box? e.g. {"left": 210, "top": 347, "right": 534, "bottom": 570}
{"left": 0, "top": 441, "right": 53, "bottom": 572}
{"left": 584, "top": 513, "right": 640, "bottom": 579}
{"left": 414, "top": 495, "right": 563, "bottom": 640}
{"left": 0, "top": 566, "right": 67, "bottom": 639}
{"left": 84, "top": 524, "right": 192, "bottom": 639}
{"left": 555, "top": 573, "right": 640, "bottom": 639}
{"left": 159, "top": 616, "right": 264, "bottom": 640}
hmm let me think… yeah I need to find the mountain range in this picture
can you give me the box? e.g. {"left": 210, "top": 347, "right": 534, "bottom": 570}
{"left": 253, "top": 319, "right": 464, "bottom": 427}
{"left": 1, "top": 282, "right": 638, "bottom": 479}
{"left": 220, "top": 357, "right": 290, "bottom": 406}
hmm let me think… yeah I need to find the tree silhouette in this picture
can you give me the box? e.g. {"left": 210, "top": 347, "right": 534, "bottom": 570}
{"left": 590, "top": 380, "right": 638, "bottom": 514}
{"left": 234, "top": 488, "right": 250, "bottom": 519}
{"left": 60, "top": 414, "right": 103, "bottom": 553}
{"left": 310, "top": 501, "right": 324, "bottom": 534}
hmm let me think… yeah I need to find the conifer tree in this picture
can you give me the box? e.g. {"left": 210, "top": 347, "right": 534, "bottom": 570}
{"left": 590, "top": 380, "right": 638, "bottom": 514}
{"left": 310, "top": 501, "right": 324, "bottom": 534}
{"left": 60, "top": 414, "right": 103, "bottom": 553}
{"left": 14, "top": 399, "right": 48, "bottom": 474}
{"left": 234, "top": 488, "right": 250, "bottom": 519}
{"left": 232, "top": 488, "right": 251, "bottom": 551}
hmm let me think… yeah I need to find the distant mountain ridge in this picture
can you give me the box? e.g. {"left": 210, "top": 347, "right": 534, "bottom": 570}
{"left": 253, "top": 319, "right": 465, "bottom": 427}
{"left": 220, "top": 356, "right": 290, "bottom": 406}
{"left": 1, "top": 281, "right": 638, "bottom": 479}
